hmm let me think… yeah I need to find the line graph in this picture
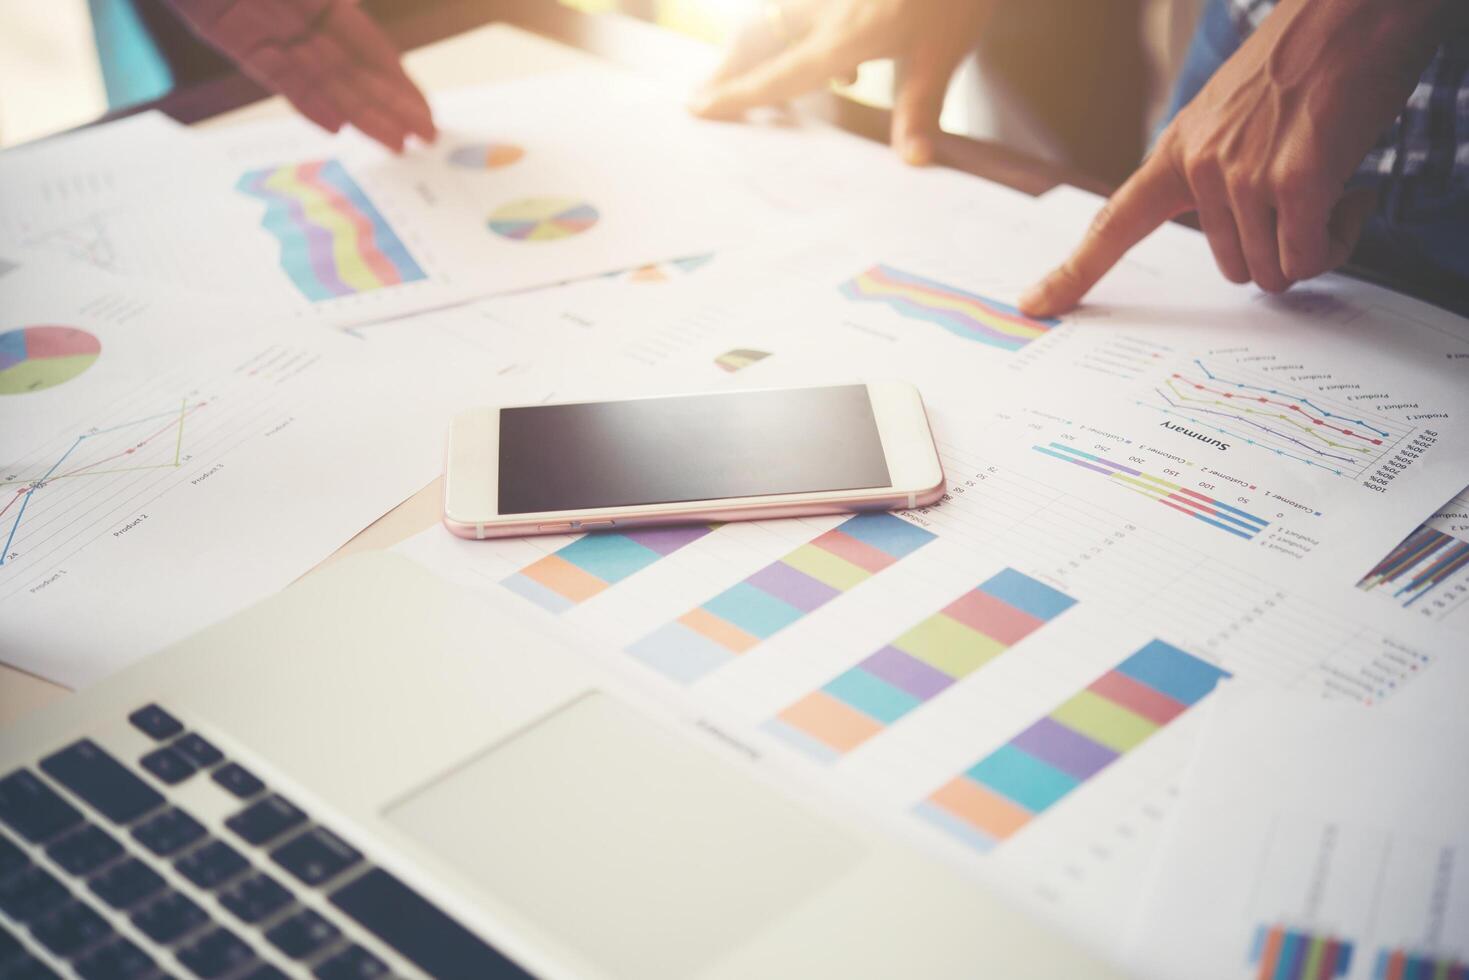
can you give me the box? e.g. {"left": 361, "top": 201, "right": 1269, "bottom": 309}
{"left": 1, "top": 400, "right": 206, "bottom": 565}
{"left": 1142, "top": 359, "right": 1413, "bottom": 477}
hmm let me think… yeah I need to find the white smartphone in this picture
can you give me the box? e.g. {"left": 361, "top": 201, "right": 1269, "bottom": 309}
{"left": 443, "top": 381, "right": 945, "bottom": 539}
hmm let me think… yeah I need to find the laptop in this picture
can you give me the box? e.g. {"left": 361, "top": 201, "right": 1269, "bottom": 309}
{"left": 0, "top": 552, "right": 1122, "bottom": 979}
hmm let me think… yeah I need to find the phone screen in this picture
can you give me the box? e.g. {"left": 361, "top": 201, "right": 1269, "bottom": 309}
{"left": 497, "top": 385, "right": 892, "bottom": 514}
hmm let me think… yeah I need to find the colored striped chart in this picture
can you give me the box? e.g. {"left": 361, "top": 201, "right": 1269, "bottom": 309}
{"left": 627, "top": 513, "right": 936, "bottom": 684}
{"left": 0, "top": 326, "right": 100, "bottom": 395}
{"left": 488, "top": 197, "right": 599, "bottom": 242}
{"left": 765, "top": 569, "right": 1077, "bottom": 760}
{"left": 1249, "top": 925, "right": 1353, "bottom": 980}
{"left": 915, "top": 639, "right": 1228, "bottom": 852}
{"left": 1033, "top": 442, "right": 1271, "bottom": 541}
{"left": 501, "top": 525, "right": 714, "bottom": 613}
{"left": 237, "top": 160, "right": 427, "bottom": 302}
{"left": 448, "top": 142, "right": 524, "bottom": 169}
{"left": 1373, "top": 949, "right": 1469, "bottom": 980}
{"left": 622, "top": 254, "right": 713, "bottom": 283}
{"left": 839, "top": 264, "right": 1057, "bottom": 352}
{"left": 714, "top": 349, "right": 770, "bottom": 373}
{"left": 1357, "top": 524, "right": 1469, "bottom": 610}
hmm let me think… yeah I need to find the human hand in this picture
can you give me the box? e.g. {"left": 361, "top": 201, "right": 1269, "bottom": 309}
{"left": 1019, "top": 0, "right": 1446, "bottom": 317}
{"left": 690, "top": 0, "right": 999, "bottom": 165}
{"left": 166, "top": 0, "right": 435, "bottom": 152}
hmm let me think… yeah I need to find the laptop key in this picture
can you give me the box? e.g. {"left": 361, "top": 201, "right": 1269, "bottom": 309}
{"left": 132, "top": 890, "right": 209, "bottom": 944}
{"left": 0, "top": 771, "right": 84, "bottom": 844}
{"left": 174, "top": 735, "right": 223, "bottom": 769}
{"left": 89, "top": 859, "right": 166, "bottom": 910}
{"left": 177, "top": 927, "right": 256, "bottom": 979}
{"left": 0, "top": 866, "right": 70, "bottom": 923}
{"left": 218, "top": 874, "right": 293, "bottom": 925}
{"left": 211, "top": 764, "right": 264, "bottom": 800}
{"left": 0, "top": 833, "right": 27, "bottom": 878}
{"left": 40, "top": 741, "right": 164, "bottom": 827}
{"left": 128, "top": 705, "right": 183, "bottom": 742}
{"left": 331, "top": 868, "right": 531, "bottom": 978}
{"left": 226, "top": 796, "right": 306, "bottom": 847}
{"left": 314, "top": 944, "right": 389, "bottom": 979}
{"left": 139, "top": 748, "right": 196, "bottom": 787}
{"left": 176, "top": 841, "right": 249, "bottom": 890}
{"left": 73, "top": 937, "right": 155, "bottom": 980}
{"left": 271, "top": 828, "right": 360, "bottom": 887}
{"left": 266, "top": 908, "right": 340, "bottom": 959}
{"left": 132, "top": 808, "right": 206, "bottom": 857}
{"left": 4, "top": 952, "right": 61, "bottom": 979}
{"left": 30, "top": 898, "right": 113, "bottom": 957}
{"left": 46, "top": 825, "right": 123, "bottom": 876}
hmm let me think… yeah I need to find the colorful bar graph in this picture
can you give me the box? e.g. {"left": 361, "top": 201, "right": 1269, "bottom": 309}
{"left": 1249, "top": 925, "right": 1354, "bottom": 980}
{"left": 501, "top": 525, "right": 714, "bottom": 613}
{"left": 1357, "top": 524, "right": 1469, "bottom": 609}
{"left": 839, "top": 264, "right": 1057, "bottom": 352}
{"left": 237, "top": 159, "right": 426, "bottom": 302}
{"left": 1033, "top": 441, "right": 1272, "bottom": 541}
{"left": 765, "top": 569, "right": 1077, "bottom": 760}
{"left": 627, "top": 513, "right": 936, "bottom": 684}
{"left": 1373, "top": 948, "right": 1469, "bottom": 980}
{"left": 915, "top": 639, "right": 1228, "bottom": 852}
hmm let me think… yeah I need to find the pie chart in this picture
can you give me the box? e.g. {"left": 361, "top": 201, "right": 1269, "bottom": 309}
{"left": 488, "top": 198, "right": 599, "bottom": 242}
{"left": 449, "top": 142, "right": 524, "bottom": 170}
{"left": 0, "top": 326, "right": 101, "bottom": 395}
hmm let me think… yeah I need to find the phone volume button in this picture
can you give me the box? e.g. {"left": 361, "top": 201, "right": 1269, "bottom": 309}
{"left": 537, "top": 523, "right": 574, "bottom": 532}
{"left": 579, "top": 521, "right": 615, "bottom": 531}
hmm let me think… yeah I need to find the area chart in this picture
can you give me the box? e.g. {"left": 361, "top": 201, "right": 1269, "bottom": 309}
{"left": 627, "top": 513, "right": 936, "bottom": 684}
{"left": 915, "top": 639, "right": 1228, "bottom": 852}
{"left": 839, "top": 264, "right": 1057, "bottom": 352}
{"left": 237, "top": 159, "right": 427, "bottom": 302}
{"left": 765, "top": 569, "right": 1076, "bottom": 760}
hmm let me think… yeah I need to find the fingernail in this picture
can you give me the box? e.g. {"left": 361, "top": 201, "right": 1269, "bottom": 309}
{"left": 902, "top": 138, "right": 932, "bottom": 167}
{"left": 1017, "top": 283, "right": 1047, "bottom": 316}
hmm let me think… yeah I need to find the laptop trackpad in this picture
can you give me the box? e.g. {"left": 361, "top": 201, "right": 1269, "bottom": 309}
{"left": 384, "top": 692, "right": 863, "bottom": 979}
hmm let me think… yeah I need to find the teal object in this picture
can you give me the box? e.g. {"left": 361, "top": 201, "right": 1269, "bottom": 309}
{"left": 88, "top": 0, "right": 173, "bottom": 109}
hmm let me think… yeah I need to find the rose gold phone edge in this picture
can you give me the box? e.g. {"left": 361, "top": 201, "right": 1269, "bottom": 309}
{"left": 441, "top": 381, "right": 946, "bottom": 540}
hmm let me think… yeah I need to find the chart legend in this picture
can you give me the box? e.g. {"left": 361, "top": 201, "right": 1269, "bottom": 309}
{"left": 1249, "top": 925, "right": 1353, "bottom": 980}
{"left": 839, "top": 264, "right": 1057, "bottom": 352}
{"left": 0, "top": 326, "right": 100, "bottom": 394}
{"left": 448, "top": 142, "right": 524, "bottom": 169}
{"left": 488, "top": 197, "right": 599, "bottom": 241}
{"left": 1147, "top": 358, "right": 1411, "bottom": 477}
{"left": 714, "top": 349, "right": 770, "bottom": 373}
{"left": 1372, "top": 949, "right": 1468, "bottom": 980}
{"left": 915, "top": 639, "right": 1228, "bottom": 852}
{"left": 1033, "top": 442, "right": 1271, "bottom": 540}
{"left": 628, "top": 513, "right": 936, "bottom": 684}
{"left": 237, "top": 159, "right": 427, "bottom": 302}
{"left": 501, "top": 525, "right": 714, "bottom": 613}
{"left": 765, "top": 569, "right": 1077, "bottom": 760}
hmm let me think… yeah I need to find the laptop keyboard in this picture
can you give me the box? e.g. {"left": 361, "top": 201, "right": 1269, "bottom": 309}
{"left": 0, "top": 705, "right": 531, "bottom": 979}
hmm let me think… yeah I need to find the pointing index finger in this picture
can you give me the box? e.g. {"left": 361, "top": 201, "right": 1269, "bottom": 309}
{"left": 1019, "top": 154, "right": 1193, "bottom": 318}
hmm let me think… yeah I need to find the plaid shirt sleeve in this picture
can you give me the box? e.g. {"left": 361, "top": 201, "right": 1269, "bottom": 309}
{"left": 1226, "top": 0, "right": 1469, "bottom": 185}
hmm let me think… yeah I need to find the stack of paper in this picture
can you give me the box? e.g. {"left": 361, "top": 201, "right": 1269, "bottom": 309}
{"left": 3, "top": 59, "right": 1466, "bottom": 976}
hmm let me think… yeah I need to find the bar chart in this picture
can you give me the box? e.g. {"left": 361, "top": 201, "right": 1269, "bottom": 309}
{"left": 1032, "top": 441, "right": 1272, "bottom": 541}
{"left": 501, "top": 525, "right": 715, "bottom": 613}
{"left": 1372, "top": 949, "right": 1469, "bottom": 980}
{"left": 914, "top": 639, "right": 1229, "bottom": 852}
{"left": 764, "top": 568, "right": 1077, "bottom": 760}
{"left": 627, "top": 512, "right": 936, "bottom": 683}
{"left": 1249, "top": 925, "right": 1354, "bottom": 980}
